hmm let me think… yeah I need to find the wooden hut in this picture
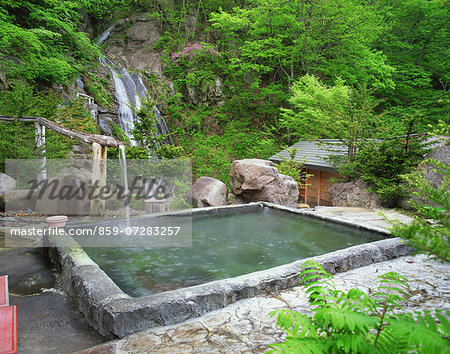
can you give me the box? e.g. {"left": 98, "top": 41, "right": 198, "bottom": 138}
{"left": 269, "top": 139, "right": 347, "bottom": 207}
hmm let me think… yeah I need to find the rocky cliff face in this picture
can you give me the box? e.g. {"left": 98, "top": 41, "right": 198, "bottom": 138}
{"left": 102, "top": 14, "right": 165, "bottom": 76}
{"left": 79, "top": 12, "right": 223, "bottom": 136}
{"left": 99, "top": 13, "right": 222, "bottom": 106}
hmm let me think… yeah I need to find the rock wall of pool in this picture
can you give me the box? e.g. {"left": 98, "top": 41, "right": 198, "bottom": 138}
{"left": 44, "top": 203, "right": 414, "bottom": 337}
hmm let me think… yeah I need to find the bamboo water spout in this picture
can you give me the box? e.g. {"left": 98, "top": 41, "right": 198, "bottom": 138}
{"left": 119, "top": 144, "right": 130, "bottom": 226}
{"left": 90, "top": 142, "right": 108, "bottom": 216}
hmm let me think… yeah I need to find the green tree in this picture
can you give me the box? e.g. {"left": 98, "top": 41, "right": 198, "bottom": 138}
{"left": 376, "top": 0, "right": 450, "bottom": 126}
{"left": 336, "top": 136, "right": 428, "bottom": 202}
{"left": 0, "top": 81, "right": 99, "bottom": 171}
{"left": 281, "top": 75, "right": 381, "bottom": 158}
{"left": 0, "top": 0, "right": 100, "bottom": 84}
{"left": 210, "top": 0, "right": 393, "bottom": 89}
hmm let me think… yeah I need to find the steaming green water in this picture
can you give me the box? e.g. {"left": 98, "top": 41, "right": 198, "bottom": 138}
{"left": 82, "top": 208, "right": 386, "bottom": 297}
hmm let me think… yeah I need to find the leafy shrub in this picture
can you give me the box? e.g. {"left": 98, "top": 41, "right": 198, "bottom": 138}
{"left": 336, "top": 136, "right": 428, "bottom": 202}
{"left": 175, "top": 119, "right": 279, "bottom": 186}
{"left": 54, "top": 98, "right": 101, "bottom": 134}
{"left": 112, "top": 124, "right": 130, "bottom": 143}
{"left": 270, "top": 261, "right": 449, "bottom": 353}
{"left": 0, "top": 0, "right": 99, "bottom": 84}
{"left": 83, "top": 72, "right": 114, "bottom": 109}
{"left": 130, "top": 93, "right": 171, "bottom": 155}
{"left": 164, "top": 42, "right": 225, "bottom": 96}
{"left": 276, "top": 147, "right": 311, "bottom": 190}
{"left": 156, "top": 144, "right": 184, "bottom": 159}
{"left": 107, "top": 146, "right": 149, "bottom": 160}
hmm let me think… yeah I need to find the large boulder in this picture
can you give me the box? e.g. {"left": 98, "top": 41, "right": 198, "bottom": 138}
{"left": 192, "top": 177, "right": 228, "bottom": 208}
{"left": 35, "top": 167, "right": 92, "bottom": 216}
{"left": 3, "top": 189, "right": 37, "bottom": 212}
{"left": 0, "top": 173, "right": 17, "bottom": 211}
{"left": 418, "top": 145, "right": 449, "bottom": 188}
{"left": 230, "top": 159, "right": 298, "bottom": 207}
{"left": 329, "top": 179, "right": 384, "bottom": 208}
{"left": 0, "top": 172, "right": 16, "bottom": 194}
{"left": 400, "top": 145, "right": 450, "bottom": 209}
{"left": 227, "top": 193, "right": 248, "bottom": 205}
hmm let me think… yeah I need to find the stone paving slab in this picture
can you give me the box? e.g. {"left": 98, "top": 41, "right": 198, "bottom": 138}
{"left": 80, "top": 254, "right": 449, "bottom": 353}
{"left": 312, "top": 206, "right": 415, "bottom": 229}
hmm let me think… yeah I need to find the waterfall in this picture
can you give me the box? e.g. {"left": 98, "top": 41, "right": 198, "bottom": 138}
{"left": 97, "top": 28, "right": 173, "bottom": 149}
{"left": 96, "top": 27, "right": 112, "bottom": 46}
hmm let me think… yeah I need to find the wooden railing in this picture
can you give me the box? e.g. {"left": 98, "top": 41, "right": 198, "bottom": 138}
{"left": 0, "top": 115, "right": 127, "bottom": 216}
{"left": 0, "top": 115, "right": 126, "bottom": 148}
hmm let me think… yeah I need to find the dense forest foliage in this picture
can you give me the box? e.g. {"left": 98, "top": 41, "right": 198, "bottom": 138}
{"left": 0, "top": 0, "right": 448, "bottom": 195}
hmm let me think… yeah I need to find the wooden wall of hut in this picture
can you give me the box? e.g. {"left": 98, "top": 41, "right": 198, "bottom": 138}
{"left": 299, "top": 169, "right": 339, "bottom": 207}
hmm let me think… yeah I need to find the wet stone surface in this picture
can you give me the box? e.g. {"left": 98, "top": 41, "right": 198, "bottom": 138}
{"left": 0, "top": 247, "right": 107, "bottom": 354}
{"left": 81, "top": 254, "right": 449, "bottom": 353}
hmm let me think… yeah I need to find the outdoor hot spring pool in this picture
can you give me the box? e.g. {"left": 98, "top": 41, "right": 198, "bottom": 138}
{"left": 77, "top": 207, "right": 386, "bottom": 298}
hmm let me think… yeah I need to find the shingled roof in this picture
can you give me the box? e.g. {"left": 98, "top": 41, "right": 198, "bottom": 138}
{"left": 269, "top": 139, "right": 348, "bottom": 172}
{"left": 269, "top": 136, "right": 449, "bottom": 172}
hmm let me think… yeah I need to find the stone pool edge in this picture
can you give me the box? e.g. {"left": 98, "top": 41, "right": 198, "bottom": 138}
{"left": 44, "top": 203, "right": 414, "bottom": 338}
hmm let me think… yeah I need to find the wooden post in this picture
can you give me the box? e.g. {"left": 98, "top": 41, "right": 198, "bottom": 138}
{"left": 304, "top": 169, "right": 309, "bottom": 205}
{"left": 90, "top": 143, "right": 107, "bottom": 216}
{"left": 317, "top": 170, "right": 322, "bottom": 206}
{"left": 35, "top": 122, "right": 47, "bottom": 181}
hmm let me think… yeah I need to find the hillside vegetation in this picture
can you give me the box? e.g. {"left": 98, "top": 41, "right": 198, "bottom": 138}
{"left": 0, "top": 0, "right": 448, "bottom": 191}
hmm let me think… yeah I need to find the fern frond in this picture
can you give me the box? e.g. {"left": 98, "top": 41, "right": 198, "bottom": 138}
{"left": 386, "top": 315, "right": 450, "bottom": 353}
{"left": 268, "top": 337, "right": 327, "bottom": 354}
{"left": 299, "top": 261, "right": 333, "bottom": 283}
{"left": 314, "top": 308, "right": 378, "bottom": 334}
{"left": 329, "top": 333, "right": 376, "bottom": 354}
{"left": 375, "top": 324, "right": 410, "bottom": 354}
{"left": 271, "top": 309, "right": 319, "bottom": 338}
{"left": 435, "top": 311, "right": 450, "bottom": 336}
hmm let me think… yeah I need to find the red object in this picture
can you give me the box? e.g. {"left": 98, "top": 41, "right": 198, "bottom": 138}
{"left": 0, "top": 277, "right": 7, "bottom": 307}
{"left": 0, "top": 306, "right": 17, "bottom": 354}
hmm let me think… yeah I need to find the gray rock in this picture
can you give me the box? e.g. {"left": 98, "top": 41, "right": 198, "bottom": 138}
{"left": 0, "top": 172, "right": 16, "bottom": 194}
{"left": 187, "top": 85, "right": 199, "bottom": 105}
{"left": 72, "top": 144, "right": 86, "bottom": 155}
{"left": 35, "top": 169, "right": 91, "bottom": 216}
{"left": 192, "top": 177, "right": 228, "bottom": 208}
{"left": 98, "top": 115, "right": 115, "bottom": 136}
{"left": 420, "top": 145, "right": 449, "bottom": 187}
{"left": 187, "top": 77, "right": 224, "bottom": 105}
{"left": 280, "top": 174, "right": 299, "bottom": 203}
{"left": 230, "top": 159, "right": 299, "bottom": 207}
{"left": 227, "top": 193, "right": 248, "bottom": 205}
{"left": 329, "top": 179, "right": 384, "bottom": 208}
{"left": 105, "top": 15, "right": 163, "bottom": 75}
{"left": 3, "top": 189, "right": 37, "bottom": 212}
{"left": 400, "top": 145, "right": 450, "bottom": 209}
{"left": 0, "top": 71, "right": 8, "bottom": 90}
